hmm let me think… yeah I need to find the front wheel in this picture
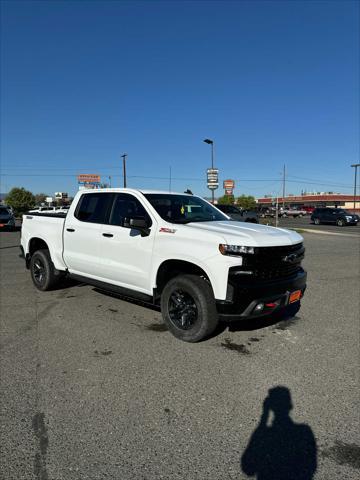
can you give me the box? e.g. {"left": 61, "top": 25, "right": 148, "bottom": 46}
{"left": 160, "top": 274, "right": 218, "bottom": 342}
{"left": 336, "top": 219, "right": 345, "bottom": 227}
{"left": 30, "top": 249, "right": 61, "bottom": 291}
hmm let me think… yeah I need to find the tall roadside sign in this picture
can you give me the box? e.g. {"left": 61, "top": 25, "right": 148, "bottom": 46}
{"left": 223, "top": 179, "right": 235, "bottom": 196}
{"left": 207, "top": 168, "right": 219, "bottom": 199}
{"left": 77, "top": 174, "right": 101, "bottom": 190}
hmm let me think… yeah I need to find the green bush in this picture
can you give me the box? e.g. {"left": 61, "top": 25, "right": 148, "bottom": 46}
{"left": 5, "top": 187, "right": 36, "bottom": 216}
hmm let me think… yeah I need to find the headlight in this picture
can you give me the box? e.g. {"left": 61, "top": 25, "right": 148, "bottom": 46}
{"left": 219, "top": 244, "right": 255, "bottom": 255}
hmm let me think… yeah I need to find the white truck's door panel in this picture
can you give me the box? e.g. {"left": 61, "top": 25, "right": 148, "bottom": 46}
{"left": 95, "top": 192, "right": 156, "bottom": 293}
{"left": 63, "top": 219, "right": 101, "bottom": 276}
{"left": 97, "top": 225, "right": 155, "bottom": 293}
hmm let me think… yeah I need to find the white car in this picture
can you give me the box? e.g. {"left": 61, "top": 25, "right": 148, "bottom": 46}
{"left": 21, "top": 189, "right": 307, "bottom": 342}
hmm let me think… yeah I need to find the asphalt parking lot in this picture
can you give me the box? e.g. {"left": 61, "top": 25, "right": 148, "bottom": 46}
{"left": 0, "top": 229, "right": 359, "bottom": 480}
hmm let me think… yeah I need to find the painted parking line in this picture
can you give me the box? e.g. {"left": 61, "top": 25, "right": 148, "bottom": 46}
{"left": 291, "top": 228, "right": 359, "bottom": 237}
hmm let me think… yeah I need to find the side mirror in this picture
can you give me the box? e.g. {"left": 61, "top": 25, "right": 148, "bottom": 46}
{"left": 130, "top": 218, "right": 148, "bottom": 229}
{"left": 127, "top": 217, "right": 151, "bottom": 236}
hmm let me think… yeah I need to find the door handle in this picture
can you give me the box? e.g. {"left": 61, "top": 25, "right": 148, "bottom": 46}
{"left": 66, "top": 228, "right": 75, "bottom": 232}
{"left": 102, "top": 233, "right": 114, "bottom": 238}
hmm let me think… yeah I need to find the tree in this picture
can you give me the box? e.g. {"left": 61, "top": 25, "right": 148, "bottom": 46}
{"left": 217, "top": 195, "right": 235, "bottom": 205}
{"left": 5, "top": 187, "right": 36, "bottom": 216}
{"left": 236, "top": 195, "right": 257, "bottom": 210}
{"left": 34, "top": 193, "right": 47, "bottom": 205}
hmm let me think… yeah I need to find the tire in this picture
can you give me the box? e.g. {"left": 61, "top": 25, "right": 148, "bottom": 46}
{"left": 314, "top": 218, "right": 320, "bottom": 225}
{"left": 30, "top": 249, "right": 61, "bottom": 291}
{"left": 160, "top": 274, "right": 218, "bottom": 342}
{"left": 336, "top": 218, "right": 345, "bottom": 227}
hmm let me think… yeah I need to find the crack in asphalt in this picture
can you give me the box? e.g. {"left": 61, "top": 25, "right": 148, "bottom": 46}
{"left": 32, "top": 413, "right": 49, "bottom": 480}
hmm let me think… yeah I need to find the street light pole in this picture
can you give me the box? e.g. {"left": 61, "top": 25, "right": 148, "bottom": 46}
{"left": 204, "top": 138, "right": 215, "bottom": 203}
{"left": 282, "top": 164, "right": 286, "bottom": 209}
{"left": 121, "top": 153, "right": 128, "bottom": 188}
{"left": 351, "top": 163, "right": 360, "bottom": 212}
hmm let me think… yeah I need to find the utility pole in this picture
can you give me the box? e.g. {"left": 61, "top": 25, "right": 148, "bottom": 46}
{"left": 351, "top": 164, "right": 360, "bottom": 212}
{"left": 108, "top": 176, "right": 112, "bottom": 188}
{"left": 121, "top": 154, "right": 127, "bottom": 188}
{"left": 282, "top": 164, "right": 286, "bottom": 208}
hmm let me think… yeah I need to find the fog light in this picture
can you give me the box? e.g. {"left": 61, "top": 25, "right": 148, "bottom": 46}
{"left": 265, "top": 302, "right": 277, "bottom": 308}
{"left": 254, "top": 303, "right": 264, "bottom": 312}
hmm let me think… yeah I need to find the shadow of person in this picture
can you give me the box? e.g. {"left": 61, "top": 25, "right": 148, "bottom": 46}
{"left": 241, "top": 386, "right": 317, "bottom": 480}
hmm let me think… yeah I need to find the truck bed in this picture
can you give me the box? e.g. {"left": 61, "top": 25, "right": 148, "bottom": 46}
{"left": 21, "top": 212, "right": 67, "bottom": 271}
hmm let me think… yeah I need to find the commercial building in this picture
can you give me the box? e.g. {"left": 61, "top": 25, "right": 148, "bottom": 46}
{"left": 257, "top": 192, "right": 360, "bottom": 213}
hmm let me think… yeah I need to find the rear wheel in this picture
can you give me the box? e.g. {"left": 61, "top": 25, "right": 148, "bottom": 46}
{"left": 336, "top": 218, "right": 345, "bottom": 227}
{"left": 314, "top": 218, "right": 320, "bottom": 225}
{"left": 160, "top": 274, "right": 218, "bottom": 342}
{"left": 30, "top": 249, "right": 61, "bottom": 291}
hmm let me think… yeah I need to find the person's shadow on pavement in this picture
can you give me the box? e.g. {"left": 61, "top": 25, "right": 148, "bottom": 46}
{"left": 241, "top": 386, "right": 317, "bottom": 480}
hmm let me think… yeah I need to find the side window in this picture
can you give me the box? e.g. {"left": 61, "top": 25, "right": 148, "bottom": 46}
{"left": 109, "top": 194, "right": 152, "bottom": 227}
{"left": 75, "top": 193, "right": 114, "bottom": 223}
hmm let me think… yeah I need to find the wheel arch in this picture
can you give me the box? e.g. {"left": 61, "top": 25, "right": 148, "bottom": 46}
{"left": 26, "top": 237, "right": 52, "bottom": 268}
{"left": 154, "top": 259, "right": 213, "bottom": 299}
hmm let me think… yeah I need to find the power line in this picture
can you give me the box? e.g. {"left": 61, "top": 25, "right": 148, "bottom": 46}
{"left": 0, "top": 173, "right": 353, "bottom": 189}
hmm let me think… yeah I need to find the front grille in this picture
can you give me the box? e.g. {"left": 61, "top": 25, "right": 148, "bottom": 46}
{"left": 231, "top": 242, "right": 304, "bottom": 281}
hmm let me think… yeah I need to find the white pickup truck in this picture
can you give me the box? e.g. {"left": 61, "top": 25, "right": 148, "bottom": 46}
{"left": 21, "top": 188, "right": 306, "bottom": 342}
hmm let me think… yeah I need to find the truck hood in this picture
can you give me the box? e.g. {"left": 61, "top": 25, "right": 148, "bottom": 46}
{"left": 184, "top": 221, "right": 303, "bottom": 246}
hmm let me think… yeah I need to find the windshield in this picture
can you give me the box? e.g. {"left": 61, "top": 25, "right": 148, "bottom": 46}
{"left": 144, "top": 194, "right": 228, "bottom": 224}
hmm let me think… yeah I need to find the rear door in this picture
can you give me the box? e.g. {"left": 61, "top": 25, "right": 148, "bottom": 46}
{"left": 97, "top": 193, "right": 156, "bottom": 294}
{"left": 323, "top": 208, "right": 336, "bottom": 223}
{"left": 63, "top": 192, "right": 114, "bottom": 277}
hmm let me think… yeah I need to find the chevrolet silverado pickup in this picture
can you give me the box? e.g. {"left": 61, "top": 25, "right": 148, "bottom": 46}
{"left": 20, "top": 189, "right": 307, "bottom": 342}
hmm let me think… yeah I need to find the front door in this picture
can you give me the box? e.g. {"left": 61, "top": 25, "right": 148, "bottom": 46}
{"left": 97, "top": 193, "right": 156, "bottom": 294}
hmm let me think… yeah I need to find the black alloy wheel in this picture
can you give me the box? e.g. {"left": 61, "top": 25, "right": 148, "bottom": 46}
{"left": 30, "top": 249, "right": 61, "bottom": 291}
{"left": 161, "top": 274, "right": 218, "bottom": 342}
{"left": 32, "top": 257, "right": 46, "bottom": 287}
{"left": 168, "top": 289, "right": 198, "bottom": 330}
{"left": 336, "top": 218, "right": 345, "bottom": 227}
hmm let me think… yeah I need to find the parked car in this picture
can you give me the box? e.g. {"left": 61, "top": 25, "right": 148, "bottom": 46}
{"left": 279, "top": 207, "right": 307, "bottom": 218}
{"left": 311, "top": 208, "right": 359, "bottom": 226}
{"left": 216, "top": 204, "right": 259, "bottom": 223}
{"left": 21, "top": 188, "right": 306, "bottom": 342}
{"left": 28, "top": 206, "right": 67, "bottom": 215}
{"left": 258, "top": 207, "right": 276, "bottom": 218}
{"left": 28, "top": 206, "right": 56, "bottom": 213}
{"left": 0, "top": 206, "right": 15, "bottom": 230}
{"left": 301, "top": 206, "right": 315, "bottom": 214}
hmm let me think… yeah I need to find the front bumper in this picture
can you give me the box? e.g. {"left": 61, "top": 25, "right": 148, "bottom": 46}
{"left": 217, "top": 269, "right": 307, "bottom": 320}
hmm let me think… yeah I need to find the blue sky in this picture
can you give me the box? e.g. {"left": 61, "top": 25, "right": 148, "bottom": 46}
{"left": 1, "top": 0, "right": 359, "bottom": 198}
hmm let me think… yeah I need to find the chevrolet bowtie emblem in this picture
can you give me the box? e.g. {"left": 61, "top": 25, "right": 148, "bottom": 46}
{"left": 282, "top": 253, "right": 298, "bottom": 263}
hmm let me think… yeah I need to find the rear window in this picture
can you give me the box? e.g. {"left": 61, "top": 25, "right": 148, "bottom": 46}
{"left": 0, "top": 207, "right": 10, "bottom": 214}
{"left": 75, "top": 193, "right": 114, "bottom": 224}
